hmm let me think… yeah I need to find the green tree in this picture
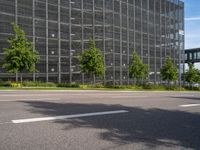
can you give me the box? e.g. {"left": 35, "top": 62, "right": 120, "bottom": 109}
{"left": 80, "top": 38, "right": 105, "bottom": 85}
{"left": 160, "top": 57, "right": 178, "bottom": 87}
{"left": 129, "top": 52, "right": 149, "bottom": 85}
{"left": 2, "top": 23, "right": 39, "bottom": 84}
{"left": 184, "top": 63, "right": 200, "bottom": 88}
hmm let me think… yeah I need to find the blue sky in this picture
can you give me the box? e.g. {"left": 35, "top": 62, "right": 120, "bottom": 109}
{"left": 184, "top": 0, "right": 200, "bottom": 49}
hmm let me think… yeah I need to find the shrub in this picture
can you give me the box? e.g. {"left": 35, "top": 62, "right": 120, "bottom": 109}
{"left": 105, "top": 85, "right": 123, "bottom": 89}
{"left": 22, "top": 81, "right": 56, "bottom": 87}
{"left": 22, "top": 81, "right": 35, "bottom": 87}
{"left": 0, "top": 81, "right": 12, "bottom": 87}
{"left": 57, "top": 83, "right": 80, "bottom": 88}
{"left": 95, "top": 84, "right": 105, "bottom": 88}
{"left": 80, "top": 84, "right": 90, "bottom": 89}
{"left": 11, "top": 83, "right": 21, "bottom": 87}
{"left": 142, "top": 84, "right": 166, "bottom": 90}
{"left": 44, "top": 82, "right": 57, "bottom": 87}
{"left": 105, "top": 85, "right": 142, "bottom": 89}
{"left": 184, "top": 86, "right": 200, "bottom": 91}
{"left": 165, "top": 85, "right": 179, "bottom": 91}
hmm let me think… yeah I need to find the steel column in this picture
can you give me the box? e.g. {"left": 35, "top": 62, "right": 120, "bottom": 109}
{"left": 154, "top": 0, "right": 156, "bottom": 84}
{"left": 147, "top": 0, "right": 150, "bottom": 82}
{"left": 69, "top": 0, "right": 72, "bottom": 83}
{"left": 32, "top": 0, "right": 36, "bottom": 82}
{"left": 45, "top": 0, "right": 49, "bottom": 82}
{"left": 127, "top": 0, "right": 130, "bottom": 85}
{"left": 119, "top": 1, "right": 122, "bottom": 85}
{"left": 81, "top": 0, "right": 84, "bottom": 84}
{"left": 15, "top": 0, "right": 18, "bottom": 82}
{"left": 112, "top": 0, "right": 115, "bottom": 85}
{"left": 58, "top": 0, "right": 61, "bottom": 83}
{"left": 103, "top": 0, "right": 106, "bottom": 85}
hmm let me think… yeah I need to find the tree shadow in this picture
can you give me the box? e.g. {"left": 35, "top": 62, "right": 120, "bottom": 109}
{"left": 20, "top": 101, "right": 200, "bottom": 149}
{"left": 171, "top": 96, "right": 200, "bottom": 101}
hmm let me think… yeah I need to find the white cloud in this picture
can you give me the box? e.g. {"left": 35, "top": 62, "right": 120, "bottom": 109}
{"left": 185, "top": 17, "right": 200, "bottom": 21}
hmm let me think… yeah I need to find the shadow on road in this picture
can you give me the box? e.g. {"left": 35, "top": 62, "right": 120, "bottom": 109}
{"left": 171, "top": 96, "right": 200, "bottom": 101}
{"left": 20, "top": 101, "right": 200, "bottom": 149}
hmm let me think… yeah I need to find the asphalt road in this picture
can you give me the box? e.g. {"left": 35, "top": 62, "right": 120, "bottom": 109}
{"left": 0, "top": 90, "right": 200, "bottom": 150}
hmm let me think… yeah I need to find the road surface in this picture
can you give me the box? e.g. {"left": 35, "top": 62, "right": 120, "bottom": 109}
{"left": 0, "top": 90, "right": 199, "bottom": 150}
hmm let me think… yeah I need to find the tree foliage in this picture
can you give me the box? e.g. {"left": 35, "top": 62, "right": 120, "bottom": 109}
{"left": 80, "top": 39, "right": 105, "bottom": 84}
{"left": 129, "top": 52, "right": 149, "bottom": 84}
{"left": 2, "top": 23, "right": 39, "bottom": 82}
{"left": 160, "top": 57, "right": 178, "bottom": 84}
{"left": 184, "top": 63, "right": 200, "bottom": 86}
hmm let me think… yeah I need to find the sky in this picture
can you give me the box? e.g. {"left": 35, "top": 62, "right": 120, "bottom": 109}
{"left": 184, "top": 0, "right": 200, "bottom": 49}
{"left": 183, "top": 0, "right": 200, "bottom": 69}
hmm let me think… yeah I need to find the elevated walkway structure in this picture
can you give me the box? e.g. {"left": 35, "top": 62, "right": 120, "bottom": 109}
{"left": 185, "top": 48, "right": 200, "bottom": 64}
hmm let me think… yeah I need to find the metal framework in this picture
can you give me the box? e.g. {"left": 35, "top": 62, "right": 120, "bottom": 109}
{"left": 0, "top": 0, "right": 184, "bottom": 85}
{"left": 185, "top": 48, "right": 200, "bottom": 64}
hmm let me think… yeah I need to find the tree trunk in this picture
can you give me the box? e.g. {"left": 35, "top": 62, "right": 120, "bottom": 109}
{"left": 93, "top": 74, "right": 96, "bottom": 86}
{"left": 136, "top": 78, "right": 140, "bottom": 86}
{"left": 141, "top": 78, "right": 144, "bottom": 86}
{"left": 134, "top": 78, "right": 136, "bottom": 86}
{"left": 168, "top": 80, "right": 170, "bottom": 89}
{"left": 16, "top": 72, "right": 18, "bottom": 82}
{"left": 190, "top": 83, "right": 193, "bottom": 90}
{"left": 20, "top": 72, "right": 23, "bottom": 88}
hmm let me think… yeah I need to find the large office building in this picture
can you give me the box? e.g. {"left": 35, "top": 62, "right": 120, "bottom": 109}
{"left": 0, "top": 0, "right": 184, "bottom": 85}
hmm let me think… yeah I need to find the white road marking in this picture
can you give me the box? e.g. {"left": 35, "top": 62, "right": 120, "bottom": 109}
{"left": 12, "top": 110, "right": 128, "bottom": 124}
{"left": 179, "top": 104, "right": 200, "bottom": 107}
{"left": 0, "top": 94, "right": 83, "bottom": 97}
{"left": 0, "top": 122, "right": 12, "bottom": 125}
{"left": 111, "top": 96, "right": 147, "bottom": 98}
{"left": 0, "top": 98, "right": 61, "bottom": 102}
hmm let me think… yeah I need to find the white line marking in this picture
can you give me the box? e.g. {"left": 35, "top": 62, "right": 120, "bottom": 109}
{"left": 111, "top": 96, "right": 147, "bottom": 98}
{"left": 12, "top": 110, "right": 129, "bottom": 124}
{"left": 0, "top": 122, "right": 12, "bottom": 125}
{"left": 0, "top": 94, "right": 83, "bottom": 97}
{"left": 179, "top": 104, "right": 200, "bottom": 107}
{"left": 0, "top": 98, "right": 61, "bottom": 102}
